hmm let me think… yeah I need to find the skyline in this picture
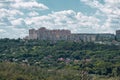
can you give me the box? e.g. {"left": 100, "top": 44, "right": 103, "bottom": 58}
{"left": 0, "top": 0, "right": 120, "bottom": 38}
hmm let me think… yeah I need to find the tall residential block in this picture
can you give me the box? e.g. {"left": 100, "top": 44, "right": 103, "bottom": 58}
{"left": 29, "top": 29, "right": 37, "bottom": 39}
{"left": 27, "top": 27, "right": 116, "bottom": 42}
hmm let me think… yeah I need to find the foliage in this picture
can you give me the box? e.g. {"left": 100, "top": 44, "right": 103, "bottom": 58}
{"left": 0, "top": 38, "right": 120, "bottom": 79}
{"left": 0, "top": 62, "right": 92, "bottom": 80}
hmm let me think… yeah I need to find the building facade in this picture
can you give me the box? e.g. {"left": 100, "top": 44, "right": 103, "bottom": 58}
{"left": 29, "top": 29, "right": 37, "bottom": 39}
{"left": 116, "top": 30, "right": 120, "bottom": 41}
{"left": 27, "top": 27, "right": 117, "bottom": 42}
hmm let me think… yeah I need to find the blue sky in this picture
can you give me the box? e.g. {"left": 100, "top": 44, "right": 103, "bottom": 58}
{"left": 38, "top": 0, "right": 95, "bottom": 15}
{"left": 0, "top": 0, "right": 120, "bottom": 38}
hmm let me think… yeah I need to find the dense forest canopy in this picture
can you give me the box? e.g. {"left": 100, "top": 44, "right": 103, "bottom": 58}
{"left": 0, "top": 38, "right": 120, "bottom": 80}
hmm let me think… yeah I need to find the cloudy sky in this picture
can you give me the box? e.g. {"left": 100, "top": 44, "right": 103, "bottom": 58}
{"left": 0, "top": 0, "right": 120, "bottom": 38}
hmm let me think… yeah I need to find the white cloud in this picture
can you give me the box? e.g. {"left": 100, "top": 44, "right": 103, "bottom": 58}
{"left": 0, "top": 0, "right": 119, "bottom": 38}
{"left": 0, "top": 29, "right": 6, "bottom": 33}
{"left": 0, "top": 3, "right": 5, "bottom": 7}
{"left": 0, "top": 0, "right": 49, "bottom": 38}
{"left": 25, "top": 10, "right": 100, "bottom": 33}
{"left": 80, "top": 0, "right": 120, "bottom": 33}
{"left": 0, "top": 26, "right": 28, "bottom": 39}
{"left": 11, "top": 18, "right": 24, "bottom": 26}
{"left": 9, "top": 9, "right": 24, "bottom": 16}
{"left": 105, "top": 0, "right": 120, "bottom": 4}
{"left": 11, "top": 1, "right": 49, "bottom": 10}
{"left": 28, "top": 11, "right": 39, "bottom": 17}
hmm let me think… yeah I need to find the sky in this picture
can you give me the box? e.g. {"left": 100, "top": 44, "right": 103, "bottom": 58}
{"left": 0, "top": 0, "right": 120, "bottom": 38}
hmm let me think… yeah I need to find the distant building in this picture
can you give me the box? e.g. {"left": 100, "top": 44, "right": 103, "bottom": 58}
{"left": 29, "top": 29, "right": 37, "bottom": 39}
{"left": 116, "top": 30, "right": 120, "bottom": 41}
{"left": 69, "top": 34, "right": 96, "bottom": 42}
{"left": 26, "top": 27, "right": 117, "bottom": 42}
{"left": 96, "top": 33, "right": 115, "bottom": 41}
{"left": 36, "top": 27, "right": 71, "bottom": 41}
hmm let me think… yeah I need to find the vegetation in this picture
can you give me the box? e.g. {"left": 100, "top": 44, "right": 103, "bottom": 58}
{"left": 0, "top": 38, "right": 120, "bottom": 80}
{"left": 0, "top": 62, "right": 92, "bottom": 80}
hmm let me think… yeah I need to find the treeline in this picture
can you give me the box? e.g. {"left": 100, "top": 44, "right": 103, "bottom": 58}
{"left": 0, "top": 38, "right": 120, "bottom": 79}
{"left": 0, "top": 62, "right": 92, "bottom": 80}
